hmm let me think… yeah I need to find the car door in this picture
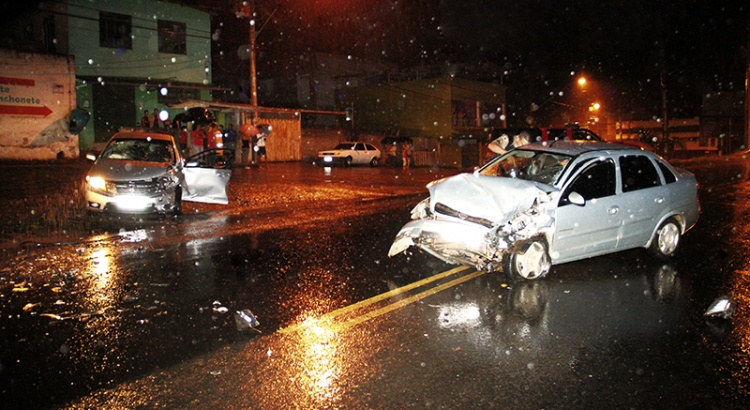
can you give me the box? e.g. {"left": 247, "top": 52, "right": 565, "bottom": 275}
{"left": 614, "top": 154, "right": 669, "bottom": 249}
{"left": 552, "top": 157, "right": 621, "bottom": 262}
{"left": 181, "top": 149, "right": 234, "bottom": 204}
{"left": 353, "top": 143, "right": 367, "bottom": 164}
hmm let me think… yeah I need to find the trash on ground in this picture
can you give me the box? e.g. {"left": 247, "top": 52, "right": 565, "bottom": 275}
{"left": 704, "top": 295, "right": 736, "bottom": 319}
{"left": 212, "top": 300, "right": 229, "bottom": 314}
{"left": 235, "top": 309, "right": 261, "bottom": 332}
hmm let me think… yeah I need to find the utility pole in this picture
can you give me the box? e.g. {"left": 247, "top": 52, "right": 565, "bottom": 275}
{"left": 235, "top": 1, "right": 258, "bottom": 122}
{"left": 746, "top": 11, "right": 750, "bottom": 150}
{"left": 659, "top": 41, "right": 670, "bottom": 157}
{"left": 249, "top": 0, "right": 257, "bottom": 110}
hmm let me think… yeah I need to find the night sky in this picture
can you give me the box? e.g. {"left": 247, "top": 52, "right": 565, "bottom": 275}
{"left": 4, "top": 1, "right": 746, "bottom": 123}
{"left": 199, "top": 0, "right": 747, "bottom": 122}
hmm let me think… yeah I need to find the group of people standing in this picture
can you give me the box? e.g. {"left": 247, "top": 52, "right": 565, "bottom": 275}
{"left": 140, "top": 108, "right": 171, "bottom": 129}
{"left": 239, "top": 122, "right": 268, "bottom": 169}
{"left": 382, "top": 128, "right": 412, "bottom": 169}
{"left": 139, "top": 108, "right": 269, "bottom": 168}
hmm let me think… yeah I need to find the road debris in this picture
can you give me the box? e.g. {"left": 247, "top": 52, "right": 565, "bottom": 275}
{"left": 704, "top": 295, "right": 736, "bottom": 319}
{"left": 234, "top": 309, "right": 261, "bottom": 332}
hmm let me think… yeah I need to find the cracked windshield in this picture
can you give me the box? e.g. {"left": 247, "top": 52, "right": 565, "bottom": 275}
{"left": 1, "top": 1, "right": 749, "bottom": 409}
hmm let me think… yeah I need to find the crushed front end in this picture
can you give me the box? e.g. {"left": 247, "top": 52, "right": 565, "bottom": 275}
{"left": 388, "top": 173, "right": 555, "bottom": 272}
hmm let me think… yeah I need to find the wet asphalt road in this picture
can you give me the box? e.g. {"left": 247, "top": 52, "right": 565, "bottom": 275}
{"left": 1, "top": 158, "right": 750, "bottom": 409}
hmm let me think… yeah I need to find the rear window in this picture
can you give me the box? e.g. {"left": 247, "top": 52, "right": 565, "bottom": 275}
{"left": 656, "top": 159, "right": 677, "bottom": 184}
{"left": 619, "top": 155, "right": 661, "bottom": 192}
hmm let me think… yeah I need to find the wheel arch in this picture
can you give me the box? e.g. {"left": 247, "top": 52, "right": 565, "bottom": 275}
{"left": 646, "top": 213, "right": 685, "bottom": 249}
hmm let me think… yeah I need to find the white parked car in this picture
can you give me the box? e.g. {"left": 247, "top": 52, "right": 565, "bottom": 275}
{"left": 389, "top": 141, "right": 700, "bottom": 281}
{"left": 314, "top": 142, "right": 381, "bottom": 167}
{"left": 84, "top": 131, "right": 233, "bottom": 215}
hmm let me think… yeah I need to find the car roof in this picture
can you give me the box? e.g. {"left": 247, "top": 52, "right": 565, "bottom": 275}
{"left": 521, "top": 140, "right": 644, "bottom": 156}
{"left": 110, "top": 131, "right": 176, "bottom": 142}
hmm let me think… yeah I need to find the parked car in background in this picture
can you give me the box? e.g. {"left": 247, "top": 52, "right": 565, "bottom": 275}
{"left": 314, "top": 142, "right": 381, "bottom": 167}
{"left": 84, "top": 131, "right": 233, "bottom": 215}
{"left": 389, "top": 141, "right": 700, "bottom": 281}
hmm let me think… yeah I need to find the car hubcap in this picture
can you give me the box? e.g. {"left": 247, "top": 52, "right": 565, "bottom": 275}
{"left": 517, "top": 241, "right": 550, "bottom": 279}
{"left": 658, "top": 223, "right": 679, "bottom": 255}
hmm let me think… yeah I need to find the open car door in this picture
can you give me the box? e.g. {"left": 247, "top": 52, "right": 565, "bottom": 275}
{"left": 182, "top": 149, "right": 234, "bottom": 205}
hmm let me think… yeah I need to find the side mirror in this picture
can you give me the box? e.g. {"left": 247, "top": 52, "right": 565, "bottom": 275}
{"left": 568, "top": 191, "right": 585, "bottom": 206}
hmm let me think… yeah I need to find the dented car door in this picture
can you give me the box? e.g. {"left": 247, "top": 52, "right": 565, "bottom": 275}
{"left": 182, "top": 149, "right": 234, "bottom": 205}
{"left": 553, "top": 157, "right": 621, "bottom": 263}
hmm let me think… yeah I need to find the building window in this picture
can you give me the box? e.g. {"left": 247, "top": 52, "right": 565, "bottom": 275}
{"left": 99, "top": 12, "right": 132, "bottom": 49}
{"left": 158, "top": 20, "right": 186, "bottom": 54}
{"left": 43, "top": 15, "right": 56, "bottom": 53}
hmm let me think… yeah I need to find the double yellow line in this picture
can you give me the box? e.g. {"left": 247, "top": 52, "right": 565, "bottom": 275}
{"left": 280, "top": 266, "right": 485, "bottom": 334}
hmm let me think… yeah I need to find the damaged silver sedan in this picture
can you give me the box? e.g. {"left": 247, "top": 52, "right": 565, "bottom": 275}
{"left": 85, "top": 131, "right": 233, "bottom": 215}
{"left": 389, "top": 141, "right": 699, "bottom": 281}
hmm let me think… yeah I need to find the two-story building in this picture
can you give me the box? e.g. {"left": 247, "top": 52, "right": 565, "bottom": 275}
{"left": 1, "top": 0, "right": 215, "bottom": 155}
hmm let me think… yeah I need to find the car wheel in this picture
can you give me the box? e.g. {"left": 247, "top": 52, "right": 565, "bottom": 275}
{"left": 370, "top": 157, "right": 379, "bottom": 167}
{"left": 503, "top": 237, "right": 551, "bottom": 281}
{"left": 172, "top": 187, "right": 183, "bottom": 216}
{"left": 344, "top": 156, "right": 353, "bottom": 167}
{"left": 648, "top": 217, "right": 681, "bottom": 260}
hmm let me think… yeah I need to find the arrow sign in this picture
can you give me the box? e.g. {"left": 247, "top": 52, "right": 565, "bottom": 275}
{"left": 0, "top": 105, "right": 53, "bottom": 116}
{"left": 0, "top": 77, "right": 35, "bottom": 87}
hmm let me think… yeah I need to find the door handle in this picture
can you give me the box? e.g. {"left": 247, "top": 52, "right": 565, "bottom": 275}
{"left": 655, "top": 197, "right": 665, "bottom": 204}
{"left": 607, "top": 206, "right": 619, "bottom": 215}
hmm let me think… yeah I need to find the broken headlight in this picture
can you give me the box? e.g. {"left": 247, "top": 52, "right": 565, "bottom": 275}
{"left": 410, "top": 197, "right": 432, "bottom": 220}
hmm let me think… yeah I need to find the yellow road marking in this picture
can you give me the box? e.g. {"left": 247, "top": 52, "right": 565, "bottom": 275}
{"left": 279, "top": 266, "right": 484, "bottom": 334}
{"left": 337, "top": 269, "right": 485, "bottom": 331}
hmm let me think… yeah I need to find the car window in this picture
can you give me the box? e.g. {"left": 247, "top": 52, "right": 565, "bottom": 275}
{"left": 366, "top": 144, "right": 376, "bottom": 151}
{"left": 478, "top": 149, "right": 571, "bottom": 185}
{"left": 560, "top": 158, "right": 616, "bottom": 206}
{"left": 619, "top": 155, "right": 661, "bottom": 192}
{"left": 335, "top": 143, "right": 354, "bottom": 150}
{"left": 655, "top": 159, "right": 677, "bottom": 184}
{"left": 355, "top": 143, "right": 364, "bottom": 151}
{"left": 572, "top": 129, "right": 601, "bottom": 141}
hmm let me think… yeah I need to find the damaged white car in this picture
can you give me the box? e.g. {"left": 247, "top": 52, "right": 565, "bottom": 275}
{"left": 85, "top": 131, "right": 233, "bottom": 215}
{"left": 389, "top": 141, "right": 700, "bottom": 281}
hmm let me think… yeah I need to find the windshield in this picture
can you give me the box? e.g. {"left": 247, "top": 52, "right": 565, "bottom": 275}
{"left": 478, "top": 149, "right": 572, "bottom": 185}
{"left": 101, "top": 138, "right": 175, "bottom": 163}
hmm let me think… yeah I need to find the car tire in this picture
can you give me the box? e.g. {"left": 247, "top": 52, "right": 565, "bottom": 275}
{"left": 344, "top": 156, "right": 353, "bottom": 167}
{"left": 647, "top": 217, "right": 681, "bottom": 260}
{"left": 503, "top": 237, "right": 551, "bottom": 281}
{"left": 370, "top": 157, "right": 379, "bottom": 167}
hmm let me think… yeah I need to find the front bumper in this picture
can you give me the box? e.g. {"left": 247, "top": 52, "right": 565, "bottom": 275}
{"left": 85, "top": 189, "right": 176, "bottom": 214}
{"left": 389, "top": 218, "right": 500, "bottom": 270}
{"left": 315, "top": 155, "right": 347, "bottom": 166}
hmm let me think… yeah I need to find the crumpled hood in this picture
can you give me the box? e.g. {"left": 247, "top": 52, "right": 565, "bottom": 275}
{"left": 90, "top": 159, "right": 172, "bottom": 181}
{"left": 427, "top": 173, "right": 550, "bottom": 225}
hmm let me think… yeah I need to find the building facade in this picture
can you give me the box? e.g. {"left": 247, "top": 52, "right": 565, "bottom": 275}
{"left": 1, "top": 0, "right": 215, "bottom": 153}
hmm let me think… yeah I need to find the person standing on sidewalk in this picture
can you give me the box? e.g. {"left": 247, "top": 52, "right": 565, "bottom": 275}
{"left": 140, "top": 110, "right": 150, "bottom": 129}
{"left": 402, "top": 140, "right": 412, "bottom": 169}
{"left": 255, "top": 131, "right": 268, "bottom": 169}
{"left": 239, "top": 122, "right": 259, "bottom": 168}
